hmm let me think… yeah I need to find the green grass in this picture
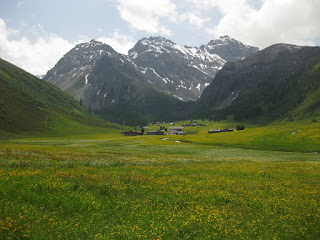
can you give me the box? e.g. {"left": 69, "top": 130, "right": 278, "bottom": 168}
{"left": 1, "top": 120, "right": 320, "bottom": 239}
{"left": 148, "top": 118, "right": 320, "bottom": 153}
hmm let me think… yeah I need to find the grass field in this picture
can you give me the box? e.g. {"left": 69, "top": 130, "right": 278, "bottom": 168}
{"left": 1, "top": 120, "right": 320, "bottom": 239}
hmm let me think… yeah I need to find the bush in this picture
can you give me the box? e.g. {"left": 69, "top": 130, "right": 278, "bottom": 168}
{"left": 236, "top": 125, "right": 246, "bottom": 130}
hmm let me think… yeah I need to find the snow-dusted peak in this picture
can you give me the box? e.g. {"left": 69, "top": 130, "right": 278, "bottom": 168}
{"left": 141, "top": 36, "right": 175, "bottom": 46}
{"left": 64, "top": 39, "right": 126, "bottom": 66}
{"left": 204, "top": 36, "right": 259, "bottom": 62}
{"left": 74, "top": 39, "right": 116, "bottom": 53}
{"left": 261, "top": 44, "right": 304, "bottom": 56}
{"left": 130, "top": 36, "right": 226, "bottom": 63}
{"left": 275, "top": 43, "right": 302, "bottom": 51}
{"left": 207, "top": 35, "right": 239, "bottom": 47}
{"left": 127, "top": 36, "right": 235, "bottom": 101}
{"left": 44, "top": 39, "right": 130, "bottom": 81}
{"left": 129, "top": 36, "right": 180, "bottom": 56}
{"left": 76, "top": 39, "right": 103, "bottom": 49}
{"left": 219, "top": 35, "right": 234, "bottom": 42}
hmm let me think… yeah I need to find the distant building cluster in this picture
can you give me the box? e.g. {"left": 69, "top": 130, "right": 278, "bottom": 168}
{"left": 182, "top": 120, "right": 206, "bottom": 127}
{"left": 122, "top": 126, "right": 186, "bottom": 136}
{"left": 208, "top": 128, "right": 234, "bottom": 133}
{"left": 122, "top": 121, "right": 238, "bottom": 137}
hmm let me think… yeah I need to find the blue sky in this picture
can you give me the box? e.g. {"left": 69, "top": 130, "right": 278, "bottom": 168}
{"left": 1, "top": 0, "right": 320, "bottom": 75}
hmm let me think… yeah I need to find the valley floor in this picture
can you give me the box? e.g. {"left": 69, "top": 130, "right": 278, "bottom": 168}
{"left": 0, "top": 120, "right": 320, "bottom": 239}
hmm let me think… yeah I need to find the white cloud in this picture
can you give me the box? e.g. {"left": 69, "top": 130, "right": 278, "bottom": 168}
{"left": 97, "top": 30, "right": 135, "bottom": 55}
{"left": 116, "top": 0, "right": 177, "bottom": 35}
{"left": 17, "top": 1, "right": 24, "bottom": 8}
{"left": 0, "top": 18, "right": 75, "bottom": 76}
{"left": 187, "top": 0, "right": 247, "bottom": 13}
{"left": 190, "top": 0, "right": 320, "bottom": 48}
{"left": 179, "top": 11, "right": 210, "bottom": 29}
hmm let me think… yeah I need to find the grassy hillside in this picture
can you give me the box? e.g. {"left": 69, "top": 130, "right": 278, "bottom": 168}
{"left": 145, "top": 118, "right": 320, "bottom": 153}
{"left": 0, "top": 58, "right": 122, "bottom": 138}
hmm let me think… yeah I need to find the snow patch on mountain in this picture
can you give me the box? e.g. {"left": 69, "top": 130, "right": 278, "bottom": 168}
{"left": 196, "top": 83, "right": 201, "bottom": 91}
{"left": 173, "top": 95, "right": 185, "bottom": 101}
{"left": 85, "top": 74, "right": 89, "bottom": 85}
{"left": 149, "top": 68, "right": 162, "bottom": 78}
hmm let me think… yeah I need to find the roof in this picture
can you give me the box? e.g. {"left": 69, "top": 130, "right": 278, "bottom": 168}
{"left": 169, "top": 126, "right": 184, "bottom": 129}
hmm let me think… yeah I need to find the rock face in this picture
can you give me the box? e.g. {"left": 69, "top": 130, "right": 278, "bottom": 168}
{"left": 128, "top": 36, "right": 258, "bottom": 101}
{"left": 196, "top": 44, "right": 320, "bottom": 121}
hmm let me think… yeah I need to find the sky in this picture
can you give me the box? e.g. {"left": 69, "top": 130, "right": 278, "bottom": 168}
{"left": 1, "top": 0, "right": 320, "bottom": 76}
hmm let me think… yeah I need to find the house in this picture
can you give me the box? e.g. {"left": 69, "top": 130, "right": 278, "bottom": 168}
{"left": 147, "top": 130, "right": 165, "bottom": 135}
{"left": 208, "top": 128, "right": 235, "bottom": 134}
{"left": 169, "top": 126, "right": 184, "bottom": 135}
{"left": 182, "top": 123, "right": 206, "bottom": 127}
{"left": 222, "top": 128, "right": 235, "bottom": 132}
{"left": 208, "top": 129, "right": 222, "bottom": 133}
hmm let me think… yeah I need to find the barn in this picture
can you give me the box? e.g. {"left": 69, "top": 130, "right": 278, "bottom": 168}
{"left": 169, "top": 127, "right": 184, "bottom": 135}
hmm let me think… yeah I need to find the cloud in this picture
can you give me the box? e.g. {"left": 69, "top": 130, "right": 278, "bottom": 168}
{"left": 0, "top": 18, "right": 75, "bottom": 76}
{"left": 179, "top": 11, "right": 210, "bottom": 29}
{"left": 116, "top": 0, "right": 177, "bottom": 35}
{"left": 17, "top": 1, "right": 24, "bottom": 8}
{"left": 97, "top": 30, "right": 135, "bottom": 55}
{"left": 190, "top": 0, "right": 320, "bottom": 48}
{"left": 187, "top": 0, "right": 247, "bottom": 13}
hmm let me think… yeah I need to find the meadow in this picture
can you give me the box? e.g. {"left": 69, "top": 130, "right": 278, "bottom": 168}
{"left": 0, "top": 119, "right": 320, "bottom": 239}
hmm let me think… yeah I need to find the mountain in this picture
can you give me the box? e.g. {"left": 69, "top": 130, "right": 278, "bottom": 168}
{"left": 201, "top": 35, "right": 259, "bottom": 62}
{"left": 43, "top": 36, "right": 258, "bottom": 124}
{"left": 44, "top": 40, "right": 133, "bottom": 106}
{"left": 43, "top": 40, "right": 183, "bottom": 125}
{"left": 0, "top": 58, "right": 117, "bottom": 138}
{"left": 128, "top": 36, "right": 258, "bottom": 101}
{"left": 196, "top": 44, "right": 320, "bottom": 121}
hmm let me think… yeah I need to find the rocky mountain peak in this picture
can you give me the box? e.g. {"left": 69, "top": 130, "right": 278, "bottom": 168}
{"left": 146, "top": 36, "right": 175, "bottom": 45}
{"left": 43, "top": 39, "right": 128, "bottom": 84}
{"left": 126, "top": 35, "right": 258, "bottom": 101}
{"left": 204, "top": 36, "right": 259, "bottom": 62}
{"left": 264, "top": 43, "right": 303, "bottom": 54}
{"left": 207, "top": 35, "right": 234, "bottom": 45}
{"left": 73, "top": 39, "right": 116, "bottom": 55}
{"left": 239, "top": 43, "right": 305, "bottom": 66}
{"left": 129, "top": 36, "right": 180, "bottom": 59}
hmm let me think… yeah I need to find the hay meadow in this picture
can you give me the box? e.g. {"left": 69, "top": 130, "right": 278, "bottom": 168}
{"left": 1, "top": 119, "right": 320, "bottom": 239}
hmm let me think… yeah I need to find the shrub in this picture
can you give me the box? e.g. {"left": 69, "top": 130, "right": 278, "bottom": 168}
{"left": 236, "top": 125, "right": 246, "bottom": 130}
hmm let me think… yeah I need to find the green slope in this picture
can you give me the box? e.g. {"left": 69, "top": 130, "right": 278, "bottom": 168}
{"left": 0, "top": 58, "right": 121, "bottom": 138}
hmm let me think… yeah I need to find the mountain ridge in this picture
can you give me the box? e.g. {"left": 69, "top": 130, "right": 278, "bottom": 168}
{"left": 128, "top": 35, "right": 258, "bottom": 101}
{"left": 44, "top": 41, "right": 184, "bottom": 125}
{"left": 195, "top": 43, "right": 320, "bottom": 122}
{"left": 43, "top": 36, "right": 258, "bottom": 124}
